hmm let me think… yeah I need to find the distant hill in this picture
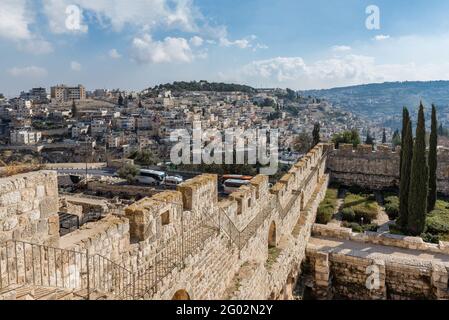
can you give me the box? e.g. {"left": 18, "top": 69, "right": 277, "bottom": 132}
{"left": 145, "top": 81, "right": 256, "bottom": 95}
{"left": 301, "top": 81, "right": 449, "bottom": 117}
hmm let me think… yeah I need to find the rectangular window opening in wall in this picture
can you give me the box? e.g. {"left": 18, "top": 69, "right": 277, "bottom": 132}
{"left": 248, "top": 197, "right": 252, "bottom": 208}
{"left": 161, "top": 210, "right": 170, "bottom": 225}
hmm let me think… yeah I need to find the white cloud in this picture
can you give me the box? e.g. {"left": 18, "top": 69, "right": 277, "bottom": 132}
{"left": 220, "top": 38, "right": 250, "bottom": 49}
{"left": 373, "top": 34, "right": 390, "bottom": 41}
{"left": 108, "top": 48, "right": 121, "bottom": 59}
{"left": 190, "top": 36, "right": 203, "bottom": 47}
{"left": 131, "top": 34, "right": 194, "bottom": 64}
{"left": 219, "top": 34, "right": 266, "bottom": 51}
{"left": 0, "top": 0, "right": 31, "bottom": 40}
{"left": 70, "top": 61, "right": 82, "bottom": 71}
{"left": 332, "top": 45, "right": 352, "bottom": 52}
{"left": 43, "top": 0, "right": 88, "bottom": 34}
{"left": 0, "top": 0, "right": 55, "bottom": 55}
{"left": 42, "top": 0, "right": 200, "bottom": 34}
{"left": 219, "top": 54, "right": 449, "bottom": 90}
{"left": 8, "top": 66, "right": 48, "bottom": 78}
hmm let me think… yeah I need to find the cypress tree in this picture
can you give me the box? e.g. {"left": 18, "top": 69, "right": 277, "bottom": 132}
{"left": 398, "top": 119, "right": 412, "bottom": 230}
{"left": 407, "top": 103, "right": 428, "bottom": 236}
{"left": 382, "top": 128, "right": 387, "bottom": 144}
{"left": 71, "top": 99, "right": 77, "bottom": 118}
{"left": 312, "top": 122, "right": 320, "bottom": 147}
{"left": 400, "top": 107, "right": 410, "bottom": 183}
{"left": 365, "top": 129, "right": 374, "bottom": 145}
{"left": 428, "top": 104, "right": 438, "bottom": 212}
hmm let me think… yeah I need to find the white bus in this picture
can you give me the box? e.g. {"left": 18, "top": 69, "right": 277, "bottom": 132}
{"left": 223, "top": 179, "right": 251, "bottom": 194}
{"left": 137, "top": 169, "right": 166, "bottom": 185}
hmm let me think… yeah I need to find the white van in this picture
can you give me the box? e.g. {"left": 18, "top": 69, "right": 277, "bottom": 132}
{"left": 164, "top": 175, "right": 184, "bottom": 187}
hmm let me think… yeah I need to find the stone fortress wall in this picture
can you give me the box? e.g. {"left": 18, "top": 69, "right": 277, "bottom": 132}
{"left": 1, "top": 142, "right": 449, "bottom": 300}
{"left": 307, "top": 224, "right": 449, "bottom": 300}
{"left": 328, "top": 144, "right": 449, "bottom": 195}
{"left": 0, "top": 171, "right": 60, "bottom": 246}
{"left": 0, "top": 144, "right": 330, "bottom": 300}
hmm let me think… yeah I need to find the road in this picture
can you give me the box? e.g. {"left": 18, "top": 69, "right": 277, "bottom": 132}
{"left": 56, "top": 168, "right": 116, "bottom": 178}
{"left": 56, "top": 167, "right": 227, "bottom": 195}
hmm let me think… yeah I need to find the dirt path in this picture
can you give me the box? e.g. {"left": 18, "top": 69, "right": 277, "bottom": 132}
{"left": 373, "top": 207, "right": 392, "bottom": 232}
{"left": 328, "top": 199, "right": 343, "bottom": 226}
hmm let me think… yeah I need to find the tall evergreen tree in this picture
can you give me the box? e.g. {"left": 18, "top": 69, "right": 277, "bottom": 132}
{"left": 400, "top": 108, "right": 410, "bottom": 183}
{"left": 382, "top": 128, "right": 387, "bottom": 144}
{"left": 399, "top": 119, "right": 413, "bottom": 231}
{"left": 118, "top": 94, "right": 124, "bottom": 106}
{"left": 365, "top": 129, "right": 374, "bottom": 145}
{"left": 312, "top": 122, "right": 320, "bottom": 147}
{"left": 428, "top": 104, "right": 438, "bottom": 212}
{"left": 392, "top": 129, "right": 401, "bottom": 147}
{"left": 407, "top": 103, "right": 429, "bottom": 236}
{"left": 71, "top": 99, "right": 77, "bottom": 118}
{"left": 438, "top": 123, "right": 444, "bottom": 136}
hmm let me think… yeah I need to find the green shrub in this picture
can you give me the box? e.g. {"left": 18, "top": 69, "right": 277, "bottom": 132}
{"left": 117, "top": 164, "right": 140, "bottom": 183}
{"left": 342, "top": 221, "right": 363, "bottom": 233}
{"left": 384, "top": 196, "right": 399, "bottom": 219}
{"left": 342, "top": 193, "right": 379, "bottom": 223}
{"left": 342, "top": 222, "right": 378, "bottom": 233}
{"left": 421, "top": 232, "right": 440, "bottom": 244}
{"left": 341, "top": 207, "right": 355, "bottom": 221}
{"left": 425, "top": 200, "right": 449, "bottom": 234}
{"left": 388, "top": 222, "right": 405, "bottom": 235}
{"left": 316, "top": 189, "right": 338, "bottom": 224}
{"left": 316, "top": 204, "right": 334, "bottom": 224}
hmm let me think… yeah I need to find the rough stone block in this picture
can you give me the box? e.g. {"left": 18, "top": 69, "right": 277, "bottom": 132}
{"left": 39, "top": 197, "right": 59, "bottom": 218}
{"left": 3, "top": 216, "right": 18, "bottom": 231}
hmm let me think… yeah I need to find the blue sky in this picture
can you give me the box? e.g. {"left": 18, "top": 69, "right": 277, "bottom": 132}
{"left": 2, "top": 0, "right": 449, "bottom": 96}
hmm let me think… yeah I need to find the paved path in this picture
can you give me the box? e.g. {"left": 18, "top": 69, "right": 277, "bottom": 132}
{"left": 373, "top": 207, "right": 392, "bottom": 232}
{"left": 308, "top": 236, "right": 449, "bottom": 266}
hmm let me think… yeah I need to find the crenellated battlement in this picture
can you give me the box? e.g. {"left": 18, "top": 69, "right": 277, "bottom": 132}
{"left": 4, "top": 141, "right": 449, "bottom": 300}
{"left": 125, "top": 191, "right": 184, "bottom": 242}
{"left": 0, "top": 144, "right": 330, "bottom": 300}
{"left": 333, "top": 143, "right": 400, "bottom": 157}
{"left": 177, "top": 174, "right": 218, "bottom": 213}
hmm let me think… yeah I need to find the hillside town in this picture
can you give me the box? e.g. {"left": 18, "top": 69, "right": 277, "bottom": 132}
{"left": 0, "top": 81, "right": 381, "bottom": 169}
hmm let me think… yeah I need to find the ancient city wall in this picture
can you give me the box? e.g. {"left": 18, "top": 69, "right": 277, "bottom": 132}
{"left": 59, "top": 215, "right": 130, "bottom": 262}
{"left": 0, "top": 144, "right": 330, "bottom": 300}
{"left": 122, "top": 143, "right": 329, "bottom": 299}
{"left": 307, "top": 224, "right": 449, "bottom": 300}
{"left": 0, "top": 170, "right": 60, "bottom": 245}
{"left": 327, "top": 144, "right": 449, "bottom": 194}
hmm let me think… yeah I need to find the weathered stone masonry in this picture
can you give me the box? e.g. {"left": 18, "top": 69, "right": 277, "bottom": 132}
{"left": 328, "top": 144, "right": 449, "bottom": 194}
{"left": 307, "top": 224, "right": 449, "bottom": 300}
{"left": 0, "top": 144, "right": 330, "bottom": 300}
{"left": 3, "top": 142, "right": 449, "bottom": 300}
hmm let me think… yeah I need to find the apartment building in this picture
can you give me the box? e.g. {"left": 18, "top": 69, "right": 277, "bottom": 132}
{"left": 91, "top": 119, "right": 107, "bottom": 136}
{"left": 51, "top": 85, "right": 86, "bottom": 102}
{"left": 10, "top": 129, "right": 42, "bottom": 145}
{"left": 114, "top": 117, "right": 135, "bottom": 131}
